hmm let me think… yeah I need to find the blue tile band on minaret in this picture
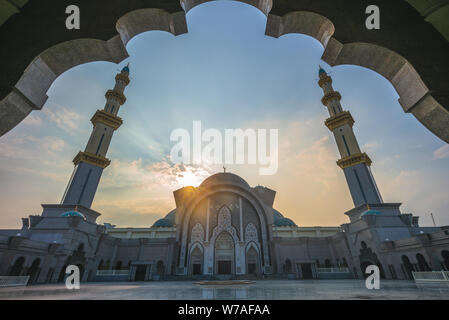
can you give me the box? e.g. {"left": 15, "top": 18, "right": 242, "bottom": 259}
{"left": 317, "top": 67, "right": 383, "bottom": 206}
{"left": 61, "top": 64, "right": 131, "bottom": 208}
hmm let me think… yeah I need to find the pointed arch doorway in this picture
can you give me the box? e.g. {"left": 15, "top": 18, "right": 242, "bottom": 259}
{"left": 215, "top": 232, "right": 234, "bottom": 275}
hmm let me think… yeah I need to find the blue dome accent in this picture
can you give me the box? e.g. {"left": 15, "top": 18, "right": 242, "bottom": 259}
{"left": 165, "top": 209, "right": 176, "bottom": 222}
{"left": 61, "top": 211, "right": 86, "bottom": 219}
{"left": 274, "top": 217, "right": 296, "bottom": 227}
{"left": 152, "top": 218, "right": 174, "bottom": 228}
{"left": 272, "top": 209, "right": 284, "bottom": 221}
{"left": 121, "top": 63, "right": 130, "bottom": 74}
{"left": 361, "top": 210, "right": 383, "bottom": 217}
{"left": 319, "top": 66, "right": 327, "bottom": 75}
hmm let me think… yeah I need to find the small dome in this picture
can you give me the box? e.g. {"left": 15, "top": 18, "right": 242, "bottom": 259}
{"left": 165, "top": 209, "right": 176, "bottom": 222}
{"left": 61, "top": 211, "right": 86, "bottom": 219}
{"left": 361, "top": 210, "right": 383, "bottom": 217}
{"left": 274, "top": 217, "right": 297, "bottom": 227}
{"left": 200, "top": 173, "right": 250, "bottom": 189}
{"left": 152, "top": 218, "right": 174, "bottom": 228}
{"left": 272, "top": 209, "right": 284, "bottom": 221}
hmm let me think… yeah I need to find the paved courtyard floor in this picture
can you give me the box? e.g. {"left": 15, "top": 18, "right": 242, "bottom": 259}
{"left": 0, "top": 280, "right": 448, "bottom": 300}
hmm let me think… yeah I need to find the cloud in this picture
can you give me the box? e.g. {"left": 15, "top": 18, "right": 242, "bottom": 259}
{"left": 95, "top": 159, "right": 215, "bottom": 226}
{"left": 382, "top": 170, "right": 420, "bottom": 203}
{"left": 42, "top": 103, "right": 83, "bottom": 133}
{"left": 0, "top": 135, "right": 65, "bottom": 160}
{"left": 433, "top": 144, "right": 449, "bottom": 160}
{"left": 22, "top": 114, "right": 43, "bottom": 126}
{"left": 363, "top": 141, "right": 382, "bottom": 153}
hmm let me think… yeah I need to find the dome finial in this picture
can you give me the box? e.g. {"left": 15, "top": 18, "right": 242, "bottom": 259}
{"left": 319, "top": 65, "right": 327, "bottom": 76}
{"left": 121, "top": 62, "right": 130, "bottom": 74}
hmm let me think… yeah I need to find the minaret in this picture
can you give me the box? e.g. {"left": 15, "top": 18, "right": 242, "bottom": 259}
{"left": 60, "top": 64, "right": 131, "bottom": 208}
{"left": 317, "top": 66, "right": 383, "bottom": 207}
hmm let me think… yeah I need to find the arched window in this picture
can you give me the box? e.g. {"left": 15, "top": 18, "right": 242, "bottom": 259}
{"left": 416, "top": 253, "right": 431, "bottom": 271}
{"left": 401, "top": 255, "right": 414, "bottom": 279}
{"left": 27, "top": 258, "right": 41, "bottom": 284}
{"left": 9, "top": 256, "right": 25, "bottom": 276}
{"left": 156, "top": 260, "right": 165, "bottom": 275}
{"left": 284, "top": 259, "right": 292, "bottom": 273}
{"left": 442, "top": 250, "right": 449, "bottom": 270}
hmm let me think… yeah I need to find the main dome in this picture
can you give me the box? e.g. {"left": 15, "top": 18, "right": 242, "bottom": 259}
{"left": 200, "top": 172, "right": 250, "bottom": 188}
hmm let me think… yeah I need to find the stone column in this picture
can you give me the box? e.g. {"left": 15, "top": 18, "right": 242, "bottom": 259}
{"left": 239, "top": 197, "right": 243, "bottom": 241}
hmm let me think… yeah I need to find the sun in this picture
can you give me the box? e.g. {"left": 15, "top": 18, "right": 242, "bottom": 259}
{"left": 176, "top": 170, "right": 204, "bottom": 187}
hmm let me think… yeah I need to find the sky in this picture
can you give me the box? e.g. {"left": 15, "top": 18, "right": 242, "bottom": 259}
{"left": 1, "top": 1, "right": 449, "bottom": 229}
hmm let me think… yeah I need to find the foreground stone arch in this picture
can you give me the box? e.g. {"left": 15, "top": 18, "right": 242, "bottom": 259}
{"left": 0, "top": 1, "right": 187, "bottom": 137}
{"left": 0, "top": 0, "right": 448, "bottom": 144}
{"left": 181, "top": 0, "right": 273, "bottom": 16}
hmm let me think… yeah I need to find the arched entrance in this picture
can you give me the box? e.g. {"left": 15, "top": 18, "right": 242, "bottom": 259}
{"left": 190, "top": 246, "right": 203, "bottom": 275}
{"left": 215, "top": 232, "right": 234, "bottom": 275}
{"left": 359, "top": 242, "right": 385, "bottom": 279}
{"left": 246, "top": 245, "right": 260, "bottom": 275}
{"left": 9, "top": 256, "right": 25, "bottom": 276}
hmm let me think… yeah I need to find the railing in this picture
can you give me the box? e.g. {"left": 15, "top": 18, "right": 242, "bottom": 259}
{"left": 0, "top": 276, "right": 30, "bottom": 287}
{"left": 412, "top": 271, "right": 449, "bottom": 283}
{"left": 96, "top": 270, "right": 129, "bottom": 276}
{"left": 317, "top": 267, "right": 350, "bottom": 273}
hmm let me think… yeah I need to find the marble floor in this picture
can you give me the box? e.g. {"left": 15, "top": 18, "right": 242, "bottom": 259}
{"left": 0, "top": 280, "right": 448, "bottom": 300}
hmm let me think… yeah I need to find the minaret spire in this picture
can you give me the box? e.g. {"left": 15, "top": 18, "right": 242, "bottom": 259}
{"left": 317, "top": 67, "right": 383, "bottom": 207}
{"left": 60, "top": 64, "right": 131, "bottom": 208}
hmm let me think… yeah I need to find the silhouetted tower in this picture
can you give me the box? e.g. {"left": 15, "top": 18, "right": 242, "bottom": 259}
{"left": 318, "top": 67, "right": 383, "bottom": 207}
{"left": 61, "top": 64, "right": 130, "bottom": 208}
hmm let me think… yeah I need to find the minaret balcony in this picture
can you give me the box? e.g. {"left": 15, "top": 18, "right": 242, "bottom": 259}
{"left": 337, "top": 153, "right": 372, "bottom": 169}
{"left": 318, "top": 75, "right": 332, "bottom": 88}
{"left": 73, "top": 151, "right": 111, "bottom": 169}
{"left": 325, "top": 111, "right": 355, "bottom": 131}
{"left": 105, "top": 89, "right": 126, "bottom": 105}
{"left": 91, "top": 110, "right": 123, "bottom": 130}
{"left": 321, "top": 91, "right": 341, "bottom": 106}
{"left": 115, "top": 73, "right": 130, "bottom": 85}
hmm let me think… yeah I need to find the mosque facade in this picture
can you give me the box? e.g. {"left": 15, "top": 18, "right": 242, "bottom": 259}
{"left": 0, "top": 66, "right": 449, "bottom": 284}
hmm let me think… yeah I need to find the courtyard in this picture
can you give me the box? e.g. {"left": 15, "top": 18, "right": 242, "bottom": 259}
{"left": 0, "top": 280, "right": 448, "bottom": 300}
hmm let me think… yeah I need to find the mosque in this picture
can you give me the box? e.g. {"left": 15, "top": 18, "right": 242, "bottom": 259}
{"left": 0, "top": 65, "right": 448, "bottom": 284}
